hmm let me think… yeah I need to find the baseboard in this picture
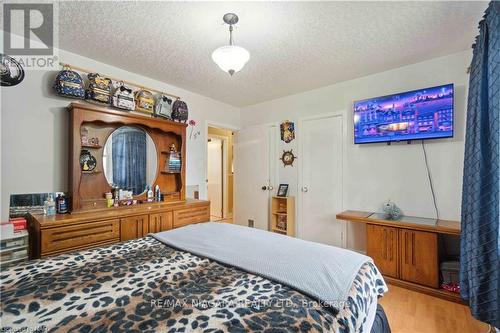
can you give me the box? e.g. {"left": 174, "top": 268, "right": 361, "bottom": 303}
{"left": 384, "top": 276, "right": 466, "bottom": 304}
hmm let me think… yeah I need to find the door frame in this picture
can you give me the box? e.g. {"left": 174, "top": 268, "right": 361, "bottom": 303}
{"left": 297, "top": 111, "right": 347, "bottom": 248}
{"left": 207, "top": 134, "right": 228, "bottom": 219}
{"left": 204, "top": 120, "right": 239, "bottom": 219}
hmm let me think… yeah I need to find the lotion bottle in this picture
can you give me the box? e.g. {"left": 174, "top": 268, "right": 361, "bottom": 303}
{"left": 155, "top": 185, "right": 160, "bottom": 202}
{"left": 147, "top": 186, "right": 154, "bottom": 202}
{"left": 46, "top": 194, "right": 56, "bottom": 216}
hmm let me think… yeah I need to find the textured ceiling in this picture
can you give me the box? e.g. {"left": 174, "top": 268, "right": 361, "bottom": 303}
{"left": 57, "top": 1, "right": 487, "bottom": 107}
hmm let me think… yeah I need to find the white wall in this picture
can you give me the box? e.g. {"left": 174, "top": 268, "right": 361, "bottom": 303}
{"left": 240, "top": 50, "right": 471, "bottom": 251}
{"left": 0, "top": 34, "right": 240, "bottom": 220}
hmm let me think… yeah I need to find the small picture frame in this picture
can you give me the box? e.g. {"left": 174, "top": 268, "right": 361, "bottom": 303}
{"left": 277, "top": 184, "right": 289, "bottom": 197}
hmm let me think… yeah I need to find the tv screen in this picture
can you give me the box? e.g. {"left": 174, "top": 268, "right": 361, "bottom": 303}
{"left": 354, "top": 84, "right": 454, "bottom": 144}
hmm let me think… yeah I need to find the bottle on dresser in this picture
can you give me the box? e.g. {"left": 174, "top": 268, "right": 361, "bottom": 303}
{"left": 44, "top": 194, "right": 56, "bottom": 216}
{"left": 147, "top": 186, "right": 154, "bottom": 202}
{"left": 56, "top": 193, "right": 68, "bottom": 214}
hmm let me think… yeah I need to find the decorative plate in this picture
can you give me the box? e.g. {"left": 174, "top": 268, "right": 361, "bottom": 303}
{"left": 80, "top": 149, "right": 97, "bottom": 172}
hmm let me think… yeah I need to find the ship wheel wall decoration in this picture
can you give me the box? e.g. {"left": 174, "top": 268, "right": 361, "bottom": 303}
{"left": 280, "top": 149, "right": 297, "bottom": 167}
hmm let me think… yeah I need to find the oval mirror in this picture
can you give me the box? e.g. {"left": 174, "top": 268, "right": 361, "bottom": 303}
{"left": 103, "top": 126, "right": 157, "bottom": 195}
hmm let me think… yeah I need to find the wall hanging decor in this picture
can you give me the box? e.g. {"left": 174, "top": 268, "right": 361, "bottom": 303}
{"left": 80, "top": 149, "right": 97, "bottom": 172}
{"left": 0, "top": 54, "right": 25, "bottom": 87}
{"left": 280, "top": 120, "right": 295, "bottom": 143}
{"left": 155, "top": 94, "right": 173, "bottom": 119}
{"left": 135, "top": 89, "right": 155, "bottom": 114}
{"left": 280, "top": 149, "right": 296, "bottom": 167}
{"left": 188, "top": 119, "right": 200, "bottom": 140}
{"left": 86, "top": 73, "right": 113, "bottom": 104}
{"left": 53, "top": 65, "right": 85, "bottom": 98}
{"left": 112, "top": 81, "right": 135, "bottom": 111}
{"left": 172, "top": 99, "right": 189, "bottom": 123}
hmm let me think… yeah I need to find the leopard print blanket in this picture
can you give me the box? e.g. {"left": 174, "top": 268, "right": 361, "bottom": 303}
{"left": 0, "top": 237, "right": 387, "bottom": 332}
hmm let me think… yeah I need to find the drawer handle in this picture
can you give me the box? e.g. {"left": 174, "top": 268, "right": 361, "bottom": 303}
{"left": 389, "top": 230, "right": 393, "bottom": 261}
{"left": 412, "top": 233, "right": 415, "bottom": 265}
{"left": 383, "top": 229, "right": 387, "bottom": 260}
{"left": 404, "top": 232, "right": 408, "bottom": 264}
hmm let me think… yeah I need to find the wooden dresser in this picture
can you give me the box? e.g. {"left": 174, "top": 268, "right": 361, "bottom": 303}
{"left": 337, "top": 210, "right": 462, "bottom": 303}
{"left": 28, "top": 102, "right": 210, "bottom": 259}
{"left": 29, "top": 199, "right": 209, "bottom": 258}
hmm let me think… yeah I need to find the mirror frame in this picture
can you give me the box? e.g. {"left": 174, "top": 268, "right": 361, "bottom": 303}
{"left": 103, "top": 125, "right": 158, "bottom": 196}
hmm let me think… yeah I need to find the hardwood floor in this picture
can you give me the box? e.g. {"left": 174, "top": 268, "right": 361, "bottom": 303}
{"left": 379, "top": 284, "right": 489, "bottom": 333}
{"left": 210, "top": 215, "right": 233, "bottom": 223}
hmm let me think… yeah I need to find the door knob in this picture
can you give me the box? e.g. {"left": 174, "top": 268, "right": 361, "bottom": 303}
{"left": 261, "top": 186, "right": 268, "bottom": 190}
{"left": 301, "top": 186, "right": 309, "bottom": 193}
{"left": 268, "top": 186, "right": 274, "bottom": 191}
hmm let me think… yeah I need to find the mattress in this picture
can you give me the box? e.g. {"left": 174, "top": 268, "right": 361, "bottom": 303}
{"left": 0, "top": 235, "right": 387, "bottom": 332}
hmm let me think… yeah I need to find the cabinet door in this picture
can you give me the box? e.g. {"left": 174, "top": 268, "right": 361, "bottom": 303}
{"left": 149, "top": 214, "right": 161, "bottom": 233}
{"left": 159, "top": 212, "right": 173, "bottom": 232}
{"left": 400, "top": 229, "right": 439, "bottom": 288}
{"left": 149, "top": 212, "right": 173, "bottom": 233}
{"left": 120, "top": 215, "right": 149, "bottom": 241}
{"left": 366, "top": 224, "right": 398, "bottom": 278}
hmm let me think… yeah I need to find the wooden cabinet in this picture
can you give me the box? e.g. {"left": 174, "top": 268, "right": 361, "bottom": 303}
{"left": 337, "top": 210, "right": 462, "bottom": 303}
{"left": 366, "top": 224, "right": 439, "bottom": 288}
{"left": 120, "top": 215, "right": 149, "bottom": 242}
{"left": 149, "top": 212, "right": 173, "bottom": 233}
{"left": 270, "top": 196, "right": 295, "bottom": 236}
{"left": 400, "top": 229, "right": 438, "bottom": 288}
{"left": 366, "top": 224, "right": 398, "bottom": 278}
{"left": 29, "top": 199, "right": 210, "bottom": 258}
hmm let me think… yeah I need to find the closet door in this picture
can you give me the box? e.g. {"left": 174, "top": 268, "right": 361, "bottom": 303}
{"left": 234, "top": 124, "right": 277, "bottom": 230}
{"left": 299, "top": 114, "right": 345, "bottom": 247}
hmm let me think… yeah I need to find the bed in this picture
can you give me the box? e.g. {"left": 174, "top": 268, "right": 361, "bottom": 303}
{"left": 1, "top": 222, "right": 389, "bottom": 332}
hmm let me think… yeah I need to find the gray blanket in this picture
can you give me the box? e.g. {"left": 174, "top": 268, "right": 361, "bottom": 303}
{"left": 152, "top": 222, "right": 371, "bottom": 305}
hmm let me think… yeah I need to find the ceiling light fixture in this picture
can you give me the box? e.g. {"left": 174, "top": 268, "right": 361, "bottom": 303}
{"left": 212, "top": 13, "right": 250, "bottom": 76}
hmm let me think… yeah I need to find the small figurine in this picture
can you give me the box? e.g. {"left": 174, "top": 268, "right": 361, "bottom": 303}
{"left": 382, "top": 200, "right": 402, "bottom": 220}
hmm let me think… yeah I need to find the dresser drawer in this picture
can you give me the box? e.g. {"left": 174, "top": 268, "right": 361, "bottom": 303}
{"left": 41, "top": 219, "right": 120, "bottom": 255}
{"left": 173, "top": 205, "right": 210, "bottom": 228}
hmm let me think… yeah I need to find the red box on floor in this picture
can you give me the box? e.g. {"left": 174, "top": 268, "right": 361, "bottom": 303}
{"left": 9, "top": 218, "right": 27, "bottom": 231}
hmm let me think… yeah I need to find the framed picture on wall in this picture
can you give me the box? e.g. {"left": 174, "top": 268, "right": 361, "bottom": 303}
{"left": 277, "top": 184, "right": 289, "bottom": 197}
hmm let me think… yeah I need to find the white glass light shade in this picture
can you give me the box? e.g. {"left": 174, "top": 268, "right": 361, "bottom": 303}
{"left": 211, "top": 45, "right": 250, "bottom": 75}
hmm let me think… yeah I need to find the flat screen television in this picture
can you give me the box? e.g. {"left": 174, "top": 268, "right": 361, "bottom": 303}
{"left": 353, "top": 84, "right": 454, "bottom": 144}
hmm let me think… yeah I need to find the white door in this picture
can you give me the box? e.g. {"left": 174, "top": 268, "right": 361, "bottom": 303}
{"left": 299, "top": 115, "right": 345, "bottom": 247}
{"left": 234, "top": 125, "right": 277, "bottom": 230}
{"left": 207, "top": 138, "right": 223, "bottom": 219}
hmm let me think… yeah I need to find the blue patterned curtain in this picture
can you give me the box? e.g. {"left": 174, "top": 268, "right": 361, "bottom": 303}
{"left": 460, "top": 1, "right": 500, "bottom": 329}
{"left": 112, "top": 128, "right": 147, "bottom": 195}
